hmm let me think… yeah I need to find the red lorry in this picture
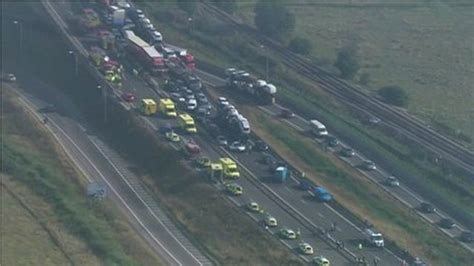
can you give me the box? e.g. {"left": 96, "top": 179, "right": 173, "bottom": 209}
{"left": 124, "top": 30, "right": 166, "bottom": 73}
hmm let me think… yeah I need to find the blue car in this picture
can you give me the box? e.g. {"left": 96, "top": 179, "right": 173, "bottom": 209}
{"left": 313, "top": 186, "right": 332, "bottom": 202}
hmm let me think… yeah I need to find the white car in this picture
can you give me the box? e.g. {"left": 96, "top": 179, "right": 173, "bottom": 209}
{"left": 386, "top": 176, "right": 400, "bottom": 187}
{"left": 298, "top": 242, "right": 314, "bottom": 255}
{"left": 229, "top": 141, "right": 246, "bottom": 152}
{"left": 264, "top": 215, "right": 278, "bottom": 227}
{"left": 313, "top": 256, "right": 330, "bottom": 266}
{"left": 151, "top": 31, "right": 163, "bottom": 42}
{"left": 187, "top": 99, "right": 197, "bottom": 111}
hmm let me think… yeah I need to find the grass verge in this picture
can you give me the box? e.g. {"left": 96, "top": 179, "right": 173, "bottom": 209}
{"left": 1, "top": 87, "right": 164, "bottom": 266}
{"left": 242, "top": 108, "right": 473, "bottom": 265}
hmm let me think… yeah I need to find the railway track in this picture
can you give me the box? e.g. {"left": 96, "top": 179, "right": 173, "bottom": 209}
{"left": 199, "top": 2, "right": 474, "bottom": 175}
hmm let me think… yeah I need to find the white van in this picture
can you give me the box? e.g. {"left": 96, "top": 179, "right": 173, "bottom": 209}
{"left": 310, "top": 119, "right": 328, "bottom": 137}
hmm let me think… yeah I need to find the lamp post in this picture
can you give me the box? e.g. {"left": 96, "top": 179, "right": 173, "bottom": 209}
{"left": 98, "top": 85, "right": 108, "bottom": 123}
{"left": 260, "top": 44, "right": 269, "bottom": 80}
{"left": 13, "top": 20, "right": 23, "bottom": 65}
{"left": 69, "top": 50, "right": 79, "bottom": 77}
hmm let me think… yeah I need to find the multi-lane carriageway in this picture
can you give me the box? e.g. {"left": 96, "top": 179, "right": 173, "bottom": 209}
{"left": 197, "top": 71, "right": 474, "bottom": 254}
{"left": 41, "top": 0, "right": 409, "bottom": 264}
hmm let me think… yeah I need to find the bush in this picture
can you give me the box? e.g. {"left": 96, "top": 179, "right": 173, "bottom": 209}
{"left": 288, "top": 37, "right": 312, "bottom": 55}
{"left": 334, "top": 46, "right": 359, "bottom": 80}
{"left": 254, "top": 1, "right": 295, "bottom": 39}
{"left": 378, "top": 85, "right": 409, "bottom": 107}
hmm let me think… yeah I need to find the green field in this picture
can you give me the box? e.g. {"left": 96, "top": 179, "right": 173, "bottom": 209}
{"left": 1, "top": 87, "right": 164, "bottom": 266}
{"left": 237, "top": 0, "right": 474, "bottom": 144}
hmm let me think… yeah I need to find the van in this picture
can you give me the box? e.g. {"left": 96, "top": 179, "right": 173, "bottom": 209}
{"left": 310, "top": 119, "right": 328, "bottom": 137}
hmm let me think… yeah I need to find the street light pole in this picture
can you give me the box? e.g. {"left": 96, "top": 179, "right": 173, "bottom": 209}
{"left": 99, "top": 85, "right": 108, "bottom": 123}
{"left": 260, "top": 45, "right": 269, "bottom": 80}
{"left": 13, "top": 20, "right": 23, "bottom": 65}
{"left": 69, "top": 50, "right": 79, "bottom": 77}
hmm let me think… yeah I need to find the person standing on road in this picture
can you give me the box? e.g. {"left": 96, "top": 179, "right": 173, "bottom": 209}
{"left": 373, "top": 257, "right": 379, "bottom": 266}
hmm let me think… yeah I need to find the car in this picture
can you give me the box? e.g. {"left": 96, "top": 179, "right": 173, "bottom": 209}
{"left": 313, "top": 256, "right": 330, "bottom": 266}
{"left": 196, "top": 156, "right": 211, "bottom": 168}
{"left": 247, "top": 201, "right": 263, "bottom": 213}
{"left": 280, "top": 108, "right": 295, "bottom": 118}
{"left": 229, "top": 141, "right": 246, "bottom": 152}
{"left": 186, "top": 99, "right": 197, "bottom": 111}
{"left": 196, "top": 93, "right": 208, "bottom": 102}
{"left": 218, "top": 97, "right": 228, "bottom": 103}
{"left": 254, "top": 140, "right": 269, "bottom": 151}
{"left": 226, "top": 183, "right": 243, "bottom": 196}
{"left": 170, "top": 92, "right": 185, "bottom": 104}
{"left": 185, "top": 93, "right": 196, "bottom": 101}
{"left": 439, "top": 218, "right": 456, "bottom": 229}
{"left": 325, "top": 135, "right": 339, "bottom": 147}
{"left": 264, "top": 214, "right": 278, "bottom": 227}
{"left": 159, "top": 123, "right": 173, "bottom": 134}
{"left": 420, "top": 202, "right": 436, "bottom": 213}
{"left": 369, "top": 117, "right": 381, "bottom": 124}
{"left": 122, "top": 92, "right": 135, "bottom": 102}
{"left": 313, "top": 186, "right": 332, "bottom": 202}
{"left": 3, "top": 73, "right": 16, "bottom": 82}
{"left": 217, "top": 135, "right": 228, "bottom": 146}
{"left": 196, "top": 106, "right": 211, "bottom": 117}
{"left": 183, "top": 89, "right": 194, "bottom": 97}
{"left": 40, "top": 104, "right": 57, "bottom": 113}
{"left": 150, "top": 30, "right": 163, "bottom": 42}
{"left": 386, "top": 176, "right": 400, "bottom": 187}
{"left": 411, "top": 257, "right": 427, "bottom": 266}
{"left": 165, "top": 131, "right": 180, "bottom": 142}
{"left": 298, "top": 243, "right": 314, "bottom": 255}
{"left": 279, "top": 228, "right": 297, "bottom": 240}
{"left": 340, "top": 147, "right": 355, "bottom": 157}
{"left": 185, "top": 141, "right": 201, "bottom": 155}
{"left": 460, "top": 231, "right": 474, "bottom": 243}
{"left": 362, "top": 160, "right": 376, "bottom": 171}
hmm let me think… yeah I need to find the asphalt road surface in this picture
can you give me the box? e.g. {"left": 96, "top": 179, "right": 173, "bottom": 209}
{"left": 9, "top": 78, "right": 211, "bottom": 266}
{"left": 40, "top": 0, "right": 425, "bottom": 264}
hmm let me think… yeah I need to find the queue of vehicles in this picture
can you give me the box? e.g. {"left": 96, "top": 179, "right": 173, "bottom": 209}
{"left": 62, "top": 0, "right": 426, "bottom": 264}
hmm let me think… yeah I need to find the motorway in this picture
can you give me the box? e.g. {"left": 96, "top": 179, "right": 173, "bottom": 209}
{"left": 39, "top": 0, "right": 413, "bottom": 264}
{"left": 7, "top": 75, "right": 211, "bottom": 266}
{"left": 196, "top": 70, "right": 474, "bottom": 253}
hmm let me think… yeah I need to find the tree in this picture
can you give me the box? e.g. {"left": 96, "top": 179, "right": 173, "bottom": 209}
{"left": 378, "top": 85, "right": 409, "bottom": 107}
{"left": 212, "top": 0, "right": 238, "bottom": 14}
{"left": 177, "top": 0, "right": 197, "bottom": 15}
{"left": 288, "top": 37, "right": 312, "bottom": 55}
{"left": 254, "top": 1, "right": 295, "bottom": 39}
{"left": 334, "top": 46, "right": 359, "bottom": 80}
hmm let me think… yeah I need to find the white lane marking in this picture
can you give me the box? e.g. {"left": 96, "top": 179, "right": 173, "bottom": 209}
{"left": 18, "top": 96, "right": 92, "bottom": 183}
{"left": 89, "top": 138, "right": 204, "bottom": 266}
{"left": 18, "top": 96, "right": 182, "bottom": 265}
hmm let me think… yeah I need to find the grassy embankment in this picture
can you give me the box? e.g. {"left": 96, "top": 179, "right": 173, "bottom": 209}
{"left": 242, "top": 108, "right": 473, "bottom": 265}
{"left": 1, "top": 2, "right": 304, "bottom": 264}
{"left": 137, "top": 0, "right": 474, "bottom": 227}
{"left": 1, "top": 87, "right": 163, "bottom": 266}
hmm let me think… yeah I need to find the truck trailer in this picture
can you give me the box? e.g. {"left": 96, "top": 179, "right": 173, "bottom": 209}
{"left": 124, "top": 30, "right": 166, "bottom": 73}
{"left": 225, "top": 68, "right": 276, "bottom": 105}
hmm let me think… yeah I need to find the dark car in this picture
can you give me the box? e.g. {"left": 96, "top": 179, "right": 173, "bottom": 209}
{"left": 420, "top": 202, "right": 436, "bottom": 213}
{"left": 280, "top": 108, "right": 295, "bottom": 118}
{"left": 439, "top": 218, "right": 456, "bottom": 229}
{"left": 325, "top": 135, "right": 339, "bottom": 147}
{"left": 340, "top": 147, "right": 355, "bottom": 157}
{"left": 460, "top": 231, "right": 474, "bottom": 243}
{"left": 122, "top": 92, "right": 135, "bottom": 102}
{"left": 254, "top": 140, "right": 269, "bottom": 151}
{"left": 362, "top": 160, "right": 376, "bottom": 171}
